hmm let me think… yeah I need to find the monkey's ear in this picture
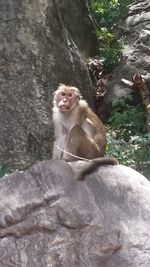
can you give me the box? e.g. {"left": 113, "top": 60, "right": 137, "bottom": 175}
{"left": 59, "top": 83, "right": 65, "bottom": 87}
{"left": 57, "top": 83, "right": 65, "bottom": 92}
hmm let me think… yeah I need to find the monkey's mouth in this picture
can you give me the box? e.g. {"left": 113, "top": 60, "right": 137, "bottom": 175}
{"left": 59, "top": 105, "right": 70, "bottom": 112}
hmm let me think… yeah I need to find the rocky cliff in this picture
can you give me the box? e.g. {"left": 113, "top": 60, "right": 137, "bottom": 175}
{"left": 0, "top": 0, "right": 98, "bottom": 167}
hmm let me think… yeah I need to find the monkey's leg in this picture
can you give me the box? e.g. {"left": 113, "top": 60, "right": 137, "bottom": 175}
{"left": 63, "top": 125, "right": 100, "bottom": 160}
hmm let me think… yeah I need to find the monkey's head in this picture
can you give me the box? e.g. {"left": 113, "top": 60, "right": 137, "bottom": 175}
{"left": 54, "top": 84, "right": 82, "bottom": 113}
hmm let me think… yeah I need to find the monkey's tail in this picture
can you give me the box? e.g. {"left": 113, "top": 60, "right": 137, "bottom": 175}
{"left": 75, "top": 157, "right": 119, "bottom": 181}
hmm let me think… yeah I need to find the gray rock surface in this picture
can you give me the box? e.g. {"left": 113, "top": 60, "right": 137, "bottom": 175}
{"left": 0, "top": 160, "right": 150, "bottom": 266}
{"left": 104, "top": 0, "right": 150, "bottom": 104}
{"left": 0, "top": 0, "right": 97, "bottom": 167}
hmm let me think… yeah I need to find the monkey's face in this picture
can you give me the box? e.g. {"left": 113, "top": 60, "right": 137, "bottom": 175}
{"left": 56, "top": 90, "right": 78, "bottom": 113}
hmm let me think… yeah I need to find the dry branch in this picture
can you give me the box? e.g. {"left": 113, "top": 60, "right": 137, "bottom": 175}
{"left": 122, "top": 74, "right": 150, "bottom": 131}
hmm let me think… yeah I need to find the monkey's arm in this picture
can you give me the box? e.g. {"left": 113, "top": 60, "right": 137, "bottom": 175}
{"left": 82, "top": 118, "right": 97, "bottom": 139}
{"left": 52, "top": 125, "right": 68, "bottom": 160}
{"left": 74, "top": 157, "right": 119, "bottom": 180}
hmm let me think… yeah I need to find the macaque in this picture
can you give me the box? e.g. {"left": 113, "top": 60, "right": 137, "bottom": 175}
{"left": 52, "top": 84, "right": 118, "bottom": 180}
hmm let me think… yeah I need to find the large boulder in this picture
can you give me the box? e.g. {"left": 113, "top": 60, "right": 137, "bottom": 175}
{"left": 0, "top": 0, "right": 98, "bottom": 167}
{"left": 104, "top": 0, "right": 150, "bottom": 105}
{"left": 0, "top": 160, "right": 150, "bottom": 266}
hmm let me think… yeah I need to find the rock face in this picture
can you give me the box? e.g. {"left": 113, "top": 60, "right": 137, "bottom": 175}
{"left": 104, "top": 0, "right": 150, "bottom": 105}
{"left": 0, "top": 160, "right": 150, "bottom": 266}
{"left": 0, "top": 0, "right": 98, "bottom": 167}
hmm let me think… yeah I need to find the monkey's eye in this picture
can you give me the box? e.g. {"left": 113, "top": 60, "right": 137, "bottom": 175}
{"left": 68, "top": 93, "right": 73, "bottom": 98}
{"left": 60, "top": 92, "right": 66, "bottom": 97}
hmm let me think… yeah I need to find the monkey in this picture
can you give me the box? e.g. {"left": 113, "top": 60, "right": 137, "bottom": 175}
{"left": 52, "top": 84, "right": 118, "bottom": 180}
{"left": 69, "top": 157, "right": 118, "bottom": 181}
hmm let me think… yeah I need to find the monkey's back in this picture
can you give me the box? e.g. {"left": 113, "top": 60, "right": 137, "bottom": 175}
{"left": 86, "top": 107, "right": 107, "bottom": 155}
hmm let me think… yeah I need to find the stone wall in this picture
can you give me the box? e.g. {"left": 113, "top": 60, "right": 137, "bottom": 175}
{"left": 0, "top": 0, "right": 98, "bottom": 167}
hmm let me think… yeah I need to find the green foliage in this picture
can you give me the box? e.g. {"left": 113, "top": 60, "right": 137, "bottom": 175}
{"left": 0, "top": 164, "right": 20, "bottom": 179}
{"left": 106, "top": 129, "right": 136, "bottom": 166}
{"left": 129, "top": 134, "right": 150, "bottom": 166}
{"left": 0, "top": 164, "right": 9, "bottom": 178}
{"left": 107, "top": 130, "right": 150, "bottom": 178}
{"left": 108, "top": 96, "right": 145, "bottom": 140}
{"left": 107, "top": 95, "right": 150, "bottom": 178}
{"left": 91, "top": 0, "right": 133, "bottom": 70}
{"left": 91, "top": 0, "right": 132, "bottom": 29}
{"left": 96, "top": 28, "right": 124, "bottom": 70}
